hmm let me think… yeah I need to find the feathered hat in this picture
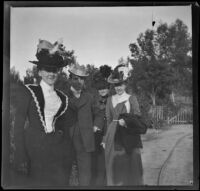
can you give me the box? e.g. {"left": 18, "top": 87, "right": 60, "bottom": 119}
{"left": 107, "top": 64, "right": 131, "bottom": 84}
{"left": 93, "top": 65, "right": 112, "bottom": 90}
{"left": 29, "top": 38, "right": 72, "bottom": 68}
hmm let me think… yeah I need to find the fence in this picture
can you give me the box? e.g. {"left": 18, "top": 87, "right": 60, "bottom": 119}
{"left": 167, "top": 107, "right": 193, "bottom": 125}
{"left": 149, "top": 105, "right": 193, "bottom": 125}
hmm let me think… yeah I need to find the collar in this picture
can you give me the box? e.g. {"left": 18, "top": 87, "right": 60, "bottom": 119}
{"left": 115, "top": 92, "right": 129, "bottom": 100}
{"left": 112, "top": 92, "right": 130, "bottom": 106}
{"left": 40, "top": 80, "right": 54, "bottom": 94}
{"left": 70, "top": 86, "right": 82, "bottom": 98}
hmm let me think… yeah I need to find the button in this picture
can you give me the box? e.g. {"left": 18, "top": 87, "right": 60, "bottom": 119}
{"left": 58, "top": 130, "right": 64, "bottom": 135}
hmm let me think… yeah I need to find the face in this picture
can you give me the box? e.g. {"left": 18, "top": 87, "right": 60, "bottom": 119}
{"left": 38, "top": 68, "right": 59, "bottom": 86}
{"left": 98, "top": 89, "right": 109, "bottom": 97}
{"left": 114, "top": 83, "right": 126, "bottom": 95}
{"left": 71, "top": 75, "right": 85, "bottom": 89}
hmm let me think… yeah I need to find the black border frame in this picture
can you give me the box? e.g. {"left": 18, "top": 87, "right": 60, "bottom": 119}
{"left": 2, "top": 1, "right": 199, "bottom": 190}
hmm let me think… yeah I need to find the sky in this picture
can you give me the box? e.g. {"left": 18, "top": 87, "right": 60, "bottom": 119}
{"left": 10, "top": 5, "right": 192, "bottom": 79}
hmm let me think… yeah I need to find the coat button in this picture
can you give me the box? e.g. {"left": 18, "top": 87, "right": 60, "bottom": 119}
{"left": 58, "top": 130, "right": 64, "bottom": 135}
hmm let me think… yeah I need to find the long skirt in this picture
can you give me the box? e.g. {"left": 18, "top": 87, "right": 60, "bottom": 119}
{"left": 11, "top": 130, "right": 72, "bottom": 188}
{"left": 105, "top": 122, "right": 143, "bottom": 186}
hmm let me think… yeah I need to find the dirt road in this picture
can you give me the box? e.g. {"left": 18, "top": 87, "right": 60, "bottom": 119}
{"left": 141, "top": 124, "right": 193, "bottom": 186}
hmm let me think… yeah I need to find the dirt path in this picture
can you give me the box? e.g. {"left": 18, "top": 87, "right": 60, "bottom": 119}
{"left": 141, "top": 124, "right": 193, "bottom": 186}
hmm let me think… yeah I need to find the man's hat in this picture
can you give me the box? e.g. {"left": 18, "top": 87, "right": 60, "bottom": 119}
{"left": 107, "top": 64, "right": 131, "bottom": 84}
{"left": 68, "top": 64, "right": 89, "bottom": 77}
{"left": 29, "top": 39, "right": 71, "bottom": 69}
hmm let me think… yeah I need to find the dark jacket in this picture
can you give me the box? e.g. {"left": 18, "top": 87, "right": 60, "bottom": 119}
{"left": 93, "top": 93, "right": 109, "bottom": 152}
{"left": 67, "top": 89, "right": 104, "bottom": 152}
{"left": 12, "top": 84, "right": 76, "bottom": 186}
{"left": 114, "top": 95, "right": 147, "bottom": 154}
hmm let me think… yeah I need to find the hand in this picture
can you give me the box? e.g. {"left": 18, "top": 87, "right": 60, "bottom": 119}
{"left": 93, "top": 126, "right": 101, "bottom": 132}
{"left": 101, "top": 142, "right": 105, "bottom": 149}
{"left": 118, "top": 119, "right": 127, "bottom": 127}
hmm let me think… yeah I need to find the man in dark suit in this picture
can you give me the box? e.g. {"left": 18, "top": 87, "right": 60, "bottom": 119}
{"left": 67, "top": 64, "right": 104, "bottom": 186}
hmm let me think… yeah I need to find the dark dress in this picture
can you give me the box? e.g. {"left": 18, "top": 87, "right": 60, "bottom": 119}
{"left": 12, "top": 84, "right": 76, "bottom": 187}
{"left": 104, "top": 95, "right": 145, "bottom": 186}
{"left": 91, "top": 94, "right": 108, "bottom": 186}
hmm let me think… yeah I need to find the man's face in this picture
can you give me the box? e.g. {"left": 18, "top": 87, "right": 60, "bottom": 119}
{"left": 71, "top": 75, "right": 85, "bottom": 90}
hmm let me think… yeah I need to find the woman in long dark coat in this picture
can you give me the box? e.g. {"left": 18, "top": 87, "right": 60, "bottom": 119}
{"left": 102, "top": 65, "right": 147, "bottom": 186}
{"left": 12, "top": 39, "right": 76, "bottom": 187}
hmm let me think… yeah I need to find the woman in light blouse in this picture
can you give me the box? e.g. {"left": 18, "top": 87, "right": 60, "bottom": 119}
{"left": 102, "top": 64, "right": 147, "bottom": 186}
{"left": 12, "top": 39, "right": 76, "bottom": 187}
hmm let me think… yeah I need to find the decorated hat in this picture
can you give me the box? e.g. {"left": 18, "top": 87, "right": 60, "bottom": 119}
{"left": 68, "top": 64, "right": 89, "bottom": 77}
{"left": 29, "top": 39, "right": 71, "bottom": 68}
{"left": 93, "top": 65, "right": 112, "bottom": 90}
{"left": 107, "top": 64, "right": 131, "bottom": 84}
{"left": 93, "top": 72, "right": 109, "bottom": 90}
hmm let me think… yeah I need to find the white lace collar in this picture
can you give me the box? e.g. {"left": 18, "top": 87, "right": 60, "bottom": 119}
{"left": 40, "top": 80, "right": 54, "bottom": 94}
{"left": 112, "top": 92, "right": 131, "bottom": 108}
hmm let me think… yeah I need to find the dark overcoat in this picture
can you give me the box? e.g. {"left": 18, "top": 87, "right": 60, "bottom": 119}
{"left": 12, "top": 84, "right": 76, "bottom": 187}
{"left": 114, "top": 95, "right": 148, "bottom": 154}
{"left": 68, "top": 90, "right": 104, "bottom": 152}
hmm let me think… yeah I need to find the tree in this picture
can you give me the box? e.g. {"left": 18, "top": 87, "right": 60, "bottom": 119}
{"left": 24, "top": 68, "right": 35, "bottom": 84}
{"left": 156, "top": 19, "right": 192, "bottom": 96}
{"left": 85, "top": 64, "right": 99, "bottom": 92}
{"left": 10, "top": 66, "right": 22, "bottom": 84}
{"left": 99, "top": 65, "right": 112, "bottom": 79}
{"left": 129, "top": 19, "right": 192, "bottom": 106}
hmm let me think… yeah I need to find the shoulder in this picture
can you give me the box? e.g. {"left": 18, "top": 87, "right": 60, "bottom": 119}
{"left": 55, "top": 88, "right": 68, "bottom": 99}
{"left": 18, "top": 84, "right": 34, "bottom": 98}
{"left": 25, "top": 84, "right": 40, "bottom": 94}
{"left": 106, "top": 95, "right": 113, "bottom": 104}
{"left": 129, "top": 94, "right": 139, "bottom": 103}
{"left": 83, "top": 91, "right": 94, "bottom": 100}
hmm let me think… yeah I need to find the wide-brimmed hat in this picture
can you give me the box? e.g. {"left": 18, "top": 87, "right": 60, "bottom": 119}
{"left": 29, "top": 39, "right": 71, "bottom": 69}
{"left": 68, "top": 64, "right": 89, "bottom": 77}
{"left": 93, "top": 71, "right": 110, "bottom": 90}
{"left": 107, "top": 64, "right": 131, "bottom": 84}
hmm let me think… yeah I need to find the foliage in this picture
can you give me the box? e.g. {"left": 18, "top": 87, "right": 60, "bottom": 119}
{"left": 99, "top": 65, "right": 112, "bottom": 79}
{"left": 129, "top": 19, "right": 192, "bottom": 106}
{"left": 10, "top": 66, "right": 23, "bottom": 85}
{"left": 85, "top": 64, "right": 99, "bottom": 92}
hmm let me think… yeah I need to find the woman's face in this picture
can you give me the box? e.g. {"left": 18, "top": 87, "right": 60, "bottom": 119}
{"left": 98, "top": 89, "right": 109, "bottom": 97}
{"left": 114, "top": 83, "right": 126, "bottom": 95}
{"left": 38, "top": 69, "right": 59, "bottom": 86}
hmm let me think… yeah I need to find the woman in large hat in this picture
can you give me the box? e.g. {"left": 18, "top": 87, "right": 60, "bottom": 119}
{"left": 102, "top": 64, "right": 147, "bottom": 186}
{"left": 12, "top": 39, "right": 76, "bottom": 187}
{"left": 91, "top": 66, "right": 112, "bottom": 186}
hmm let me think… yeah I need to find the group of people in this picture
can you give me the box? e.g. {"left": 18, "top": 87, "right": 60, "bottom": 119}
{"left": 11, "top": 39, "right": 147, "bottom": 187}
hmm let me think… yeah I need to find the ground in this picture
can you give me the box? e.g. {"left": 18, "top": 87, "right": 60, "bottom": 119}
{"left": 141, "top": 124, "right": 193, "bottom": 186}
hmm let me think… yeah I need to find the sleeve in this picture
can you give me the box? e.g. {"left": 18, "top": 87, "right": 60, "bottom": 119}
{"left": 105, "top": 96, "right": 113, "bottom": 128}
{"left": 102, "top": 97, "right": 113, "bottom": 143}
{"left": 119, "top": 95, "right": 147, "bottom": 134}
{"left": 12, "top": 85, "right": 31, "bottom": 170}
{"left": 92, "top": 94, "right": 105, "bottom": 130}
{"left": 59, "top": 100, "right": 77, "bottom": 136}
{"left": 130, "top": 94, "right": 141, "bottom": 116}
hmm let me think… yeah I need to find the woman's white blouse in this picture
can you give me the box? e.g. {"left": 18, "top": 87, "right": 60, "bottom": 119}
{"left": 112, "top": 92, "right": 131, "bottom": 113}
{"left": 40, "top": 80, "right": 61, "bottom": 133}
